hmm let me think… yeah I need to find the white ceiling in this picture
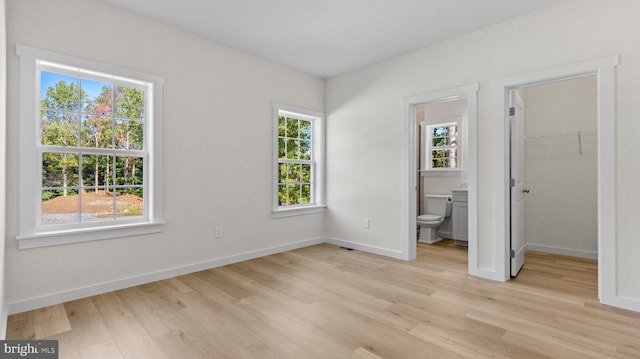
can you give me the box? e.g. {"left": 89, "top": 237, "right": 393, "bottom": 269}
{"left": 98, "top": 0, "right": 568, "bottom": 78}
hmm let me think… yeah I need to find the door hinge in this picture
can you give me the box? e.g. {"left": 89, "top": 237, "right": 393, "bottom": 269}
{"left": 509, "top": 107, "right": 515, "bottom": 116}
{"left": 510, "top": 178, "right": 515, "bottom": 187}
{"left": 510, "top": 249, "right": 515, "bottom": 258}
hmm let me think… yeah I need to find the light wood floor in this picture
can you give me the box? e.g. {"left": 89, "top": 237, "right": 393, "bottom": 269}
{"left": 7, "top": 240, "right": 640, "bottom": 358}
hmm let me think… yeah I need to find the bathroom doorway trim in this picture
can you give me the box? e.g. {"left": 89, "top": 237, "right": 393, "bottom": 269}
{"left": 401, "top": 83, "right": 481, "bottom": 276}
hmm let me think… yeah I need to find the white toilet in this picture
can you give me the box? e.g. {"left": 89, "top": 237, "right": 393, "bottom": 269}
{"left": 417, "top": 194, "right": 452, "bottom": 244}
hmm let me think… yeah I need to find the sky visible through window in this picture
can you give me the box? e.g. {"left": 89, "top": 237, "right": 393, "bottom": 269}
{"left": 40, "top": 71, "right": 106, "bottom": 103}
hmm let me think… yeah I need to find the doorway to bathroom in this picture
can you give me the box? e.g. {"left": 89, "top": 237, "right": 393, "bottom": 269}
{"left": 401, "top": 83, "right": 479, "bottom": 274}
{"left": 415, "top": 97, "right": 470, "bottom": 267}
{"left": 416, "top": 99, "right": 467, "bottom": 245}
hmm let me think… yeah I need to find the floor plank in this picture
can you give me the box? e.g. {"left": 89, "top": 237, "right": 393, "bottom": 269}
{"left": 33, "top": 303, "right": 71, "bottom": 338}
{"left": 7, "top": 240, "right": 640, "bottom": 358}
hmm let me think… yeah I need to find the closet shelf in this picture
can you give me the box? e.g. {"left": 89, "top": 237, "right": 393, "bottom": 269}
{"left": 525, "top": 130, "right": 596, "bottom": 155}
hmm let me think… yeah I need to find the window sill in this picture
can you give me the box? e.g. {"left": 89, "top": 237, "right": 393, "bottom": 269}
{"left": 272, "top": 205, "right": 326, "bottom": 218}
{"left": 17, "top": 221, "right": 164, "bottom": 249}
{"left": 420, "top": 169, "right": 463, "bottom": 177}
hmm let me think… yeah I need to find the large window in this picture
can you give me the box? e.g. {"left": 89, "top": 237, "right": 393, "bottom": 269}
{"left": 273, "top": 104, "right": 325, "bottom": 217}
{"left": 17, "top": 45, "right": 164, "bottom": 248}
{"left": 421, "top": 119, "right": 461, "bottom": 174}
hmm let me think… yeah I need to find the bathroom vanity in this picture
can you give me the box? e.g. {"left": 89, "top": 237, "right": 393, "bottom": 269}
{"left": 451, "top": 189, "right": 468, "bottom": 245}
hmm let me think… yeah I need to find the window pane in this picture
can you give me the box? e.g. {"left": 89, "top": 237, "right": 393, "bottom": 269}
{"left": 300, "top": 120, "right": 312, "bottom": 140}
{"left": 115, "top": 119, "right": 143, "bottom": 150}
{"left": 278, "top": 116, "right": 286, "bottom": 137}
{"left": 433, "top": 127, "right": 449, "bottom": 137}
{"left": 432, "top": 150, "right": 449, "bottom": 168}
{"left": 80, "top": 189, "right": 115, "bottom": 223}
{"left": 42, "top": 190, "right": 80, "bottom": 226}
{"left": 115, "top": 86, "right": 145, "bottom": 120}
{"left": 131, "top": 158, "right": 144, "bottom": 185}
{"left": 278, "top": 138, "right": 286, "bottom": 158}
{"left": 432, "top": 126, "right": 452, "bottom": 147}
{"left": 300, "top": 140, "right": 311, "bottom": 160}
{"left": 82, "top": 79, "right": 113, "bottom": 115}
{"left": 289, "top": 164, "right": 302, "bottom": 183}
{"left": 278, "top": 163, "right": 287, "bottom": 184}
{"left": 301, "top": 184, "right": 311, "bottom": 204}
{"left": 115, "top": 187, "right": 144, "bottom": 218}
{"left": 40, "top": 71, "right": 80, "bottom": 112}
{"left": 40, "top": 111, "right": 79, "bottom": 146}
{"left": 278, "top": 184, "right": 288, "bottom": 206}
{"left": 432, "top": 157, "right": 449, "bottom": 168}
{"left": 431, "top": 148, "right": 458, "bottom": 169}
{"left": 116, "top": 156, "right": 144, "bottom": 186}
{"left": 42, "top": 153, "right": 79, "bottom": 188}
{"left": 278, "top": 183, "right": 308, "bottom": 206}
{"left": 449, "top": 125, "right": 458, "bottom": 145}
{"left": 301, "top": 164, "right": 311, "bottom": 183}
{"left": 81, "top": 115, "right": 113, "bottom": 148}
{"left": 82, "top": 155, "right": 113, "bottom": 191}
{"left": 286, "top": 139, "right": 299, "bottom": 159}
{"left": 287, "top": 184, "right": 301, "bottom": 205}
{"left": 285, "top": 117, "right": 298, "bottom": 138}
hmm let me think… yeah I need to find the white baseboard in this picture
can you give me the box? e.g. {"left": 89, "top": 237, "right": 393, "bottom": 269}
{"left": 525, "top": 243, "right": 597, "bottom": 260}
{"left": 7, "top": 238, "right": 324, "bottom": 315}
{"left": 601, "top": 294, "right": 640, "bottom": 313}
{"left": 0, "top": 304, "right": 7, "bottom": 340}
{"left": 323, "top": 237, "right": 406, "bottom": 260}
{"left": 472, "top": 267, "right": 507, "bottom": 282}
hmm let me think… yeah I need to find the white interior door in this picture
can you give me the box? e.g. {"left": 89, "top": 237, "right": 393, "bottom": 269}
{"left": 510, "top": 90, "right": 526, "bottom": 277}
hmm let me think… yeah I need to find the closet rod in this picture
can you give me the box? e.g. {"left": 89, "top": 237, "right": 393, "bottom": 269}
{"left": 525, "top": 129, "right": 596, "bottom": 139}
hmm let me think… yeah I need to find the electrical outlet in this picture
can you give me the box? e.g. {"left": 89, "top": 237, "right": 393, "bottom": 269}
{"left": 215, "top": 226, "right": 223, "bottom": 238}
{"left": 363, "top": 218, "right": 371, "bottom": 229}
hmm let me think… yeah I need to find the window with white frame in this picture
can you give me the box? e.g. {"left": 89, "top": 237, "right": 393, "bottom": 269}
{"left": 273, "top": 104, "right": 325, "bottom": 216}
{"left": 17, "top": 45, "right": 164, "bottom": 248}
{"left": 422, "top": 120, "right": 460, "bottom": 171}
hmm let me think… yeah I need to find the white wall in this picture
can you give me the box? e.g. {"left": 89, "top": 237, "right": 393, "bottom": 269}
{"left": 0, "top": 0, "right": 7, "bottom": 338}
{"left": 5, "top": 0, "right": 325, "bottom": 311}
{"left": 325, "top": 0, "right": 640, "bottom": 304}
{"left": 523, "top": 76, "right": 598, "bottom": 258}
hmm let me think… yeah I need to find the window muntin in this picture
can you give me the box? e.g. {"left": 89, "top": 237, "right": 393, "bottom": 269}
{"left": 429, "top": 122, "right": 458, "bottom": 169}
{"left": 38, "top": 64, "right": 148, "bottom": 229}
{"left": 17, "top": 45, "right": 164, "bottom": 248}
{"left": 278, "top": 114, "right": 315, "bottom": 206}
{"left": 273, "top": 104, "right": 324, "bottom": 214}
{"left": 421, "top": 120, "right": 461, "bottom": 171}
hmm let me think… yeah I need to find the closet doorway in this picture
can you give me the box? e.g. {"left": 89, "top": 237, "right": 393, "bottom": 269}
{"left": 494, "top": 55, "right": 617, "bottom": 306}
{"left": 510, "top": 75, "right": 598, "bottom": 278}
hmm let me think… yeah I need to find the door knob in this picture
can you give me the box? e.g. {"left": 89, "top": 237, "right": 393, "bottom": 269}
{"left": 523, "top": 188, "right": 530, "bottom": 194}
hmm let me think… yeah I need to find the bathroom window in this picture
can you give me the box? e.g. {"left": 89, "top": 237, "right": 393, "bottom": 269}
{"left": 17, "top": 45, "right": 164, "bottom": 248}
{"left": 272, "top": 103, "right": 325, "bottom": 217}
{"left": 421, "top": 119, "right": 461, "bottom": 174}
